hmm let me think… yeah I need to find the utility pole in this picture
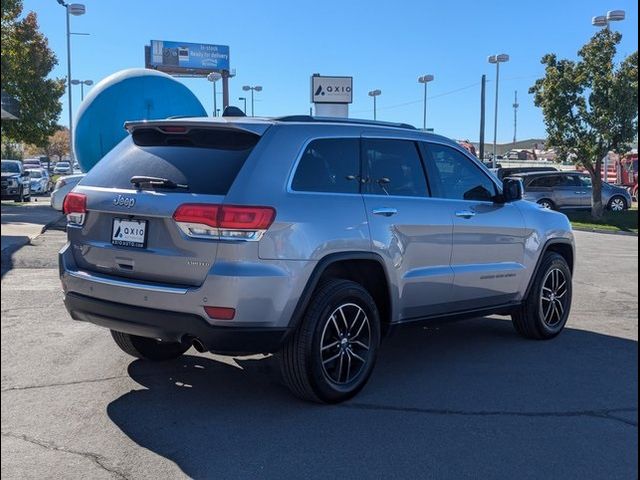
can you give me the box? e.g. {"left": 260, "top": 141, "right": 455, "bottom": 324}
{"left": 512, "top": 90, "right": 519, "bottom": 147}
{"left": 479, "top": 74, "right": 486, "bottom": 161}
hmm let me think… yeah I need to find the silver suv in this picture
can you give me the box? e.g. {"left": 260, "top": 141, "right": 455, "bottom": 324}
{"left": 514, "top": 171, "right": 632, "bottom": 211}
{"left": 60, "top": 116, "right": 575, "bottom": 403}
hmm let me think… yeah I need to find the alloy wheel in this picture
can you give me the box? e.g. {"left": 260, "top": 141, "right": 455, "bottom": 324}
{"left": 320, "top": 303, "right": 371, "bottom": 385}
{"left": 539, "top": 268, "right": 568, "bottom": 327}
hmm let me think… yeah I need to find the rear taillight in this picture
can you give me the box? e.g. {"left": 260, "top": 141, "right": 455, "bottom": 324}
{"left": 63, "top": 192, "right": 87, "bottom": 225}
{"left": 173, "top": 203, "right": 275, "bottom": 241}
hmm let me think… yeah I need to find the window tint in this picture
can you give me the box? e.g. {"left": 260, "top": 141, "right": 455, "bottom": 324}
{"left": 291, "top": 138, "right": 360, "bottom": 193}
{"left": 82, "top": 131, "right": 257, "bottom": 195}
{"left": 579, "top": 175, "right": 592, "bottom": 187}
{"left": 423, "top": 143, "right": 496, "bottom": 201}
{"left": 529, "top": 176, "right": 555, "bottom": 188}
{"left": 362, "top": 139, "right": 428, "bottom": 197}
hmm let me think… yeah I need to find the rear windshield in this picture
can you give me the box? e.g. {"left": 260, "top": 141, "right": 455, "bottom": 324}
{"left": 81, "top": 128, "right": 259, "bottom": 195}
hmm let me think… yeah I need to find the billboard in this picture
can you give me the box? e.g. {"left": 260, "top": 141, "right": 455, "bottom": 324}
{"left": 311, "top": 76, "right": 353, "bottom": 104}
{"left": 147, "top": 40, "right": 230, "bottom": 74}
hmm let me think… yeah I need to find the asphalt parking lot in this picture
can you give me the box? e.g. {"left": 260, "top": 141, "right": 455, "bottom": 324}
{"left": 1, "top": 220, "right": 637, "bottom": 479}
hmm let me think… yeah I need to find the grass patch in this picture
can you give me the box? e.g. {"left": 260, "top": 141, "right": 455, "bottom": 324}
{"left": 566, "top": 205, "right": 638, "bottom": 234}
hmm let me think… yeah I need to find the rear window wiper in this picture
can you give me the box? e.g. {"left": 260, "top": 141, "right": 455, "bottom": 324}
{"left": 130, "top": 176, "right": 188, "bottom": 190}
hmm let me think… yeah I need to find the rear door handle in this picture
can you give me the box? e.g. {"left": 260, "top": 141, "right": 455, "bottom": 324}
{"left": 372, "top": 207, "right": 397, "bottom": 217}
{"left": 455, "top": 210, "right": 476, "bottom": 219}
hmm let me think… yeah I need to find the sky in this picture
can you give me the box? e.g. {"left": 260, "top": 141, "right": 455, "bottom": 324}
{"left": 21, "top": 0, "right": 639, "bottom": 143}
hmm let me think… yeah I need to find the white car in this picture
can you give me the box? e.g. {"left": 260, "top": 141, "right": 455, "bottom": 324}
{"left": 54, "top": 161, "right": 72, "bottom": 175}
{"left": 51, "top": 174, "right": 85, "bottom": 211}
{"left": 26, "top": 168, "right": 51, "bottom": 195}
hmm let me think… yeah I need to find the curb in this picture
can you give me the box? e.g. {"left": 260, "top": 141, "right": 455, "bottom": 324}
{"left": 572, "top": 226, "right": 638, "bottom": 236}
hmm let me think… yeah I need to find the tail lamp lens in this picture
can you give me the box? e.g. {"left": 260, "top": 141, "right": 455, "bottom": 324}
{"left": 63, "top": 192, "right": 87, "bottom": 225}
{"left": 173, "top": 204, "right": 275, "bottom": 240}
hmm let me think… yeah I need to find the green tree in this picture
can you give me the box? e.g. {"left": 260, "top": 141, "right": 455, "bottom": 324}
{"left": 1, "top": 0, "right": 65, "bottom": 149}
{"left": 530, "top": 29, "right": 638, "bottom": 218}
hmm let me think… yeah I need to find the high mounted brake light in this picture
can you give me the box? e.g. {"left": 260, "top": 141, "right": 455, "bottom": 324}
{"left": 173, "top": 204, "right": 275, "bottom": 241}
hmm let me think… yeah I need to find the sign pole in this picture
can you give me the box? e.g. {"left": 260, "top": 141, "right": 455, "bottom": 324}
{"left": 222, "top": 71, "right": 229, "bottom": 110}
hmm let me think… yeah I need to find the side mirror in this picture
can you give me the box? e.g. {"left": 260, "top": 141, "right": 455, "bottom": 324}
{"left": 500, "top": 178, "right": 523, "bottom": 203}
{"left": 21, "top": 171, "right": 29, "bottom": 178}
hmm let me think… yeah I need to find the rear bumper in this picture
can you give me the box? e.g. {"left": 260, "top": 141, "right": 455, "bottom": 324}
{"left": 64, "top": 292, "right": 290, "bottom": 355}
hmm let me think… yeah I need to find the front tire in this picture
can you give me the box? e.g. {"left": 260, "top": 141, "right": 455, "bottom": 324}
{"left": 279, "top": 279, "right": 381, "bottom": 403}
{"left": 512, "top": 252, "right": 572, "bottom": 339}
{"left": 607, "top": 195, "right": 627, "bottom": 212}
{"left": 537, "top": 199, "right": 554, "bottom": 210}
{"left": 111, "top": 330, "right": 190, "bottom": 360}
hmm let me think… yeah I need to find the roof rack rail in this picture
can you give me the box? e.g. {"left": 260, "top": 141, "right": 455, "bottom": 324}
{"left": 275, "top": 115, "right": 416, "bottom": 130}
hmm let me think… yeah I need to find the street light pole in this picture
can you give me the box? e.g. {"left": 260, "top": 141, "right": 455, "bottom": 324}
{"left": 57, "top": 1, "right": 85, "bottom": 162}
{"left": 368, "top": 89, "right": 381, "bottom": 120}
{"left": 72, "top": 79, "right": 93, "bottom": 101}
{"left": 207, "top": 72, "right": 222, "bottom": 117}
{"left": 488, "top": 53, "right": 509, "bottom": 168}
{"left": 418, "top": 75, "right": 434, "bottom": 131}
{"left": 242, "top": 85, "right": 263, "bottom": 116}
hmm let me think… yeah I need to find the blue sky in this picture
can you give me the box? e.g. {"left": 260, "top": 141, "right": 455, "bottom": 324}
{"left": 23, "top": 0, "right": 639, "bottom": 142}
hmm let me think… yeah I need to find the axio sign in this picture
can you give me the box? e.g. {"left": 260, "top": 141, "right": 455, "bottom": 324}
{"left": 311, "top": 76, "right": 353, "bottom": 104}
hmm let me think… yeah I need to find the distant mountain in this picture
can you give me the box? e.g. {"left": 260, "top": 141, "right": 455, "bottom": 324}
{"left": 469, "top": 139, "right": 547, "bottom": 156}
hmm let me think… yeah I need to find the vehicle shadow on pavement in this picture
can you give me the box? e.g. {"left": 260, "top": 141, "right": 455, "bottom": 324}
{"left": 107, "top": 317, "right": 638, "bottom": 479}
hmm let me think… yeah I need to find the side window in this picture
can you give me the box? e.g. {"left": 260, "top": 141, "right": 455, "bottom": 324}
{"left": 362, "top": 139, "right": 428, "bottom": 197}
{"left": 291, "top": 138, "right": 360, "bottom": 193}
{"left": 530, "top": 176, "right": 552, "bottom": 188}
{"left": 557, "top": 175, "right": 580, "bottom": 187}
{"left": 423, "top": 143, "right": 497, "bottom": 201}
{"left": 579, "top": 175, "right": 592, "bottom": 187}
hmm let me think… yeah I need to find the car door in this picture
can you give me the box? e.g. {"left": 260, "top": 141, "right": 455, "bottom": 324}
{"left": 576, "top": 174, "right": 593, "bottom": 207}
{"left": 421, "top": 142, "right": 527, "bottom": 310}
{"left": 361, "top": 136, "right": 454, "bottom": 320}
{"left": 551, "top": 174, "right": 583, "bottom": 208}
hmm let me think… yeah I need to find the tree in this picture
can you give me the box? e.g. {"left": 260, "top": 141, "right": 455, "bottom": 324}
{"left": 23, "top": 126, "right": 69, "bottom": 160}
{"left": 1, "top": 1, "right": 66, "bottom": 149}
{"left": 530, "top": 29, "right": 638, "bottom": 218}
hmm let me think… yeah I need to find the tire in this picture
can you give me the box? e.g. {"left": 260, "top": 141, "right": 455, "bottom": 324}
{"left": 278, "top": 279, "right": 381, "bottom": 403}
{"left": 110, "top": 330, "right": 190, "bottom": 361}
{"left": 537, "top": 199, "right": 554, "bottom": 210}
{"left": 512, "top": 252, "right": 572, "bottom": 340}
{"left": 607, "top": 195, "right": 627, "bottom": 212}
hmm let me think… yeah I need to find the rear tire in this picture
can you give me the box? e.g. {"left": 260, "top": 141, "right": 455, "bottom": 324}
{"left": 512, "top": 252, "right": 572, "bottom": 339}
{"left": 278, "top": 279, "right": 381, "bottom": 403}
{"left": 110, "top": 330, "right": 190, "bottom": 360}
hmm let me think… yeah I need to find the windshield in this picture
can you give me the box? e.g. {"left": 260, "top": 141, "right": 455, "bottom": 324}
{"left": 1, "top": 162, "right": 20, "bottom": 173}
{"left": 27, "top": 170, "right": 42, "bottom": 178}
{"left": 57, "top": 162, "right": 70, "bottom": 167}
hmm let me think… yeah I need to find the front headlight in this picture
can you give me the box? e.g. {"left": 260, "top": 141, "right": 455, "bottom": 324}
{"left": 7, "top": 177, "right": 18, "bottom": 187}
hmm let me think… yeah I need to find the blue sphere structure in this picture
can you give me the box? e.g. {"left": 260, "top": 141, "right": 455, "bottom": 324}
{"left": 74, "top": 68, "right": 207, "bottom": 172}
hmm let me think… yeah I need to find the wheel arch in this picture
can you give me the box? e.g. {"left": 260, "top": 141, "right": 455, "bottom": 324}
{"left": 524, "top": 238, "right": 574, "bottom": 299}
{"left": 288, "top": 252, "right": 395, "bottom": 337}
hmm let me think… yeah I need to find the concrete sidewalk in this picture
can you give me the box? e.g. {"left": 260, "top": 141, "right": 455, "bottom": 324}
{"left": 1, "top": 201, "right": 63, "bottom": 254}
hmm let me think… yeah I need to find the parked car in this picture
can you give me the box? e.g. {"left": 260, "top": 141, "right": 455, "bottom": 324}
{"left": 26, "top": 168, "right": 51, "bottom": 195}
{"left": 54, "top": 161, "right": 72, "bottom": 175}
{"left": 493, "top": 166, "right": 558, "bottom": 180}
{"left": 23, "top": 158, "right": 43, "bottom": 169}
{"left": 51, "top": 173, "right": 85, "bottom": 211}
{"left": 512, "top": 171, "right": 632, "bottom": 211}
{"left": 60, "top": 116, "right": 575, "bottom": 403}
{"left": 1, "top": 159, "right": 31, "bottom": 202}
